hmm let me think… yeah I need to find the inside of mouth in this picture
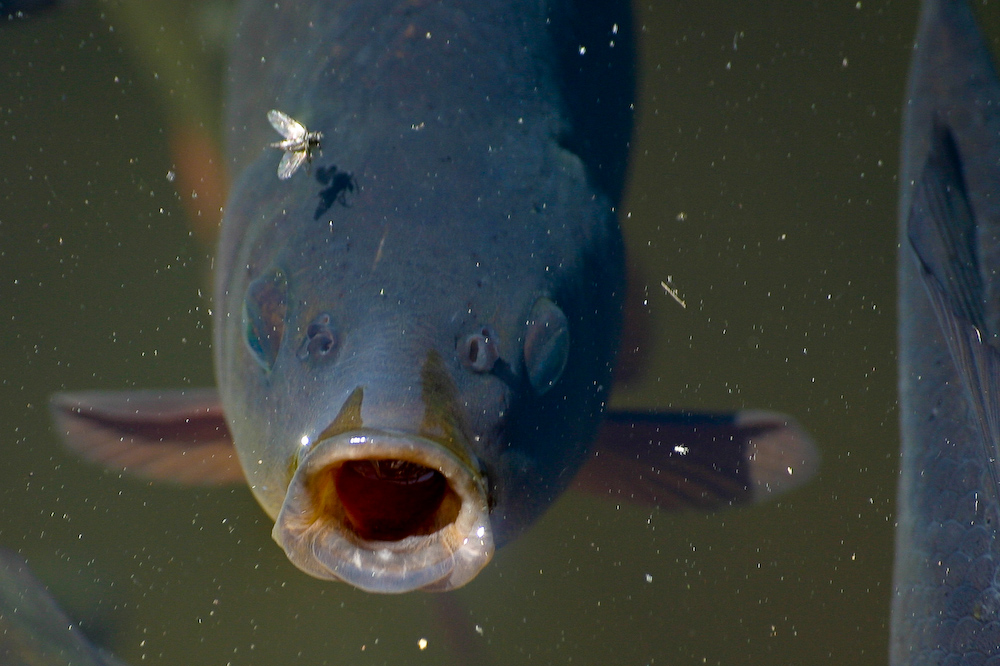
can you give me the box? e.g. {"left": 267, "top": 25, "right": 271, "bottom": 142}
{"left": 329, "top": 459, "right": 461, "bottom": 542}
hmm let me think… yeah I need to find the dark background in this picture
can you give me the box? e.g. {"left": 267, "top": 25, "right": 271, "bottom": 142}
{"left": 0, "top": 0, "right": 949, "bottom": 663}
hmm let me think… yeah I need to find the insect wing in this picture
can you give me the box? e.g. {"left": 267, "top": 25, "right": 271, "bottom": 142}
{"left": 276, "top": 149, "right": 308, "bottom": 180}
{"left": 268, "top": 109, "right": 306, "bottom": 141}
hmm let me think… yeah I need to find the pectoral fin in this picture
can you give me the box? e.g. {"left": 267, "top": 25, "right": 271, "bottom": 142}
{"left": 573, "top": 410, "right": 818, "bottom": 510}
{"left": 907, "top": 122, "right": 996, "bottom": 339}
{"left": 49, "top": 389, "right": 242, "bottom": 485}
{"left": 907, "top": 121, "right": 1000, "bottom": 491}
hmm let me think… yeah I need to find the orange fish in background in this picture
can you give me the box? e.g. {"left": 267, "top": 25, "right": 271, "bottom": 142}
{"left": 94, "top": 0, "right": 232, "bottom": 247}
{"left": 169, "top": 122, "right": 228, "bottom": 247}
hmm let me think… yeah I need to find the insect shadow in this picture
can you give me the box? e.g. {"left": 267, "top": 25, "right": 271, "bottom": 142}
{"left": 313, "top": 165, "right": 357, "bottom": 220}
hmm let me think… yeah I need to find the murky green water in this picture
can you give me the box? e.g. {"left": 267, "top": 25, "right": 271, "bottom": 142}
{"left": 0, "top": 0, "right": 947, "bottom": 663}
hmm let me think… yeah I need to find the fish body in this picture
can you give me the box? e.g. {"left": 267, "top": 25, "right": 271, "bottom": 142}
{"left": 894, "top": 0, "right": 1000, "bottom": 660}
{"left": 51, "top": 0, "right": 817, "bottom": 594}
{"left": 215, "top": 0, "right": 632, "bottom": 592}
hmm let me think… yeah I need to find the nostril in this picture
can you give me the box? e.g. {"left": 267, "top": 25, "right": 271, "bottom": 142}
{"left": 459, "top": 326, "right": 499, "bottom": 372}
{"left": 309, "top": 322, "right": 335, "bottom": 354}
{"left": 298, "top": 313, "right": 338, "bottom": 360}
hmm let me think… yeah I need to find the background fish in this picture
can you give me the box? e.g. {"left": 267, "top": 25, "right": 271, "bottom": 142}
{"left": 894, "top": 0, "right": 1000, "bottom": 661}
{"left": 50, "top": 0, "right": 816, "bottom": 595}
{"left": 0, "top": 548, "right": 129, "bottom": 666}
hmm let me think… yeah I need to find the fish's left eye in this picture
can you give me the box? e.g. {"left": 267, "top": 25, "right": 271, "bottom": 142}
{"left": 243, "top": 269, "right": 288, "bottom": 371}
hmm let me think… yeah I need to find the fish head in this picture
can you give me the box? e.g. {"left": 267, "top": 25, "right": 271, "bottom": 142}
{"left": 213, "top": 150, "right": 620, "bottom": 592}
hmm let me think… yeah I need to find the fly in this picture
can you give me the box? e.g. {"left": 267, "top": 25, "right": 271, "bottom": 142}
{"left": 268, "top": 109, "right": 323, "bottom": 180}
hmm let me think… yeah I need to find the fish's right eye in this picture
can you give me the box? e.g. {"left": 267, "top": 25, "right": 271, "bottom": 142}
{"left": 243, "top": 269, "right": 288, "bottom": 371}
{"left": 523, "top": 297, "right": 569, "bottom": 395}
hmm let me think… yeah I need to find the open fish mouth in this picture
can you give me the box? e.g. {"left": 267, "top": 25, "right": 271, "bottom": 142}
{"left": 273, "top": 429, "right": 494, "bottom": 593}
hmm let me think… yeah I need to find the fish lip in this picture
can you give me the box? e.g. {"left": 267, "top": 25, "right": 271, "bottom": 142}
{"left": 273, "top": 428, "right": 494, "bottom": 593}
